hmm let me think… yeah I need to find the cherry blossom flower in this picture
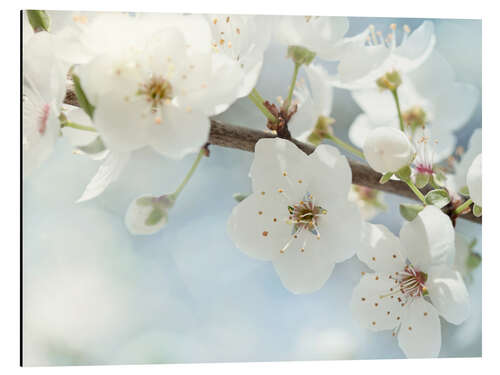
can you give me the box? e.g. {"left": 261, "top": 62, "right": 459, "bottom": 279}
{"left": 466, "top": 154, "right": 482, "bottom": 207}
{"left": 288, "top": 64, "right": 334, "bottom": 141}
{"left": 76, "top": 14, "right": 246, "bottom": 159}
{"left": 454, "top": 233, "right": 481, "bottom": 282}
{"left": 351, "top": 206, "right": 470, "bottom": 358}
{"left": 447, "top": 128, "right": 481, "bottom": 195}
{"left": 330, "top": 21, "right": 436, "bottom": 90}
{"left": 207, "top": 15, "right": 272, "bottom": 100}
{"left": 23, "top": 31, "right": 67, "bottom": 178}
{"left": 125, "top": 194, "right": 175, "bottom": 235}
{"left": 348, "top": 51, "right": 478, "bottom": 161}
{"left": 227, "top": 138, "right": 363, "bottom": 294}
{"left": 363, "top": 127, "right": 415, "bottom": 174}
{"left": 274, "top": 16, "right": 350, "bottom": 61}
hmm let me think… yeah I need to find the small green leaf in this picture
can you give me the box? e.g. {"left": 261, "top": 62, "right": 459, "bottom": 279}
{"left": 400, "top": 203, "right": 424, "bottom": 221}
{"left": 145, "top": 206, "right": 166, "bottom": 226}
{"left": 473, "top": 204, "right": 482, "bottom": 217}
{"left": 379, "top": 172, "right": 393, "bottom": 184}
{"left": 395, "top": 166, "right": 411, "bottom": 181}
{"left": 467, "top": 252, "right": 482, "bottom": 270}
{"left": 72, "top": 74, "right": 95, "bottom": 119}
{"left": 233, "top": 193, "right": 249, "bottom": 202}
{"left": 136, "top": 197, "right": 154, "bottom": 206}
{"left": 432, "top": 170, "right": 447, "bottom": 187}
{"left": 26, "top": 10, "right": 50, "bottom": 32}
{"left": 424, "top": 189, "right": 450, "bottom": 208}
{"left": 415, "top": 173, "right": 430, "bottom": 189}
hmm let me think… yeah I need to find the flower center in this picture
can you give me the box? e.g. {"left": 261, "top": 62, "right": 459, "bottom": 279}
{"left": 381, "top": 265, "right": 428, "bottom": 303}
{"left": 402, "top": 106, "right": 427, "bottom": 129}
{"left": 280, "top": 193, "right": 327, "bottom": 254}
{"left": 137, "top": 75, "right": 173, "bottom": 114}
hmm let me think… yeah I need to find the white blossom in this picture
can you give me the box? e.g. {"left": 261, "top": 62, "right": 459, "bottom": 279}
{"left": 330, "top": 21, "right": 436, "bottom": 90}
{"left": 348, "top": 51, "right": 478, "bottom": 161}
{"left": 274, "top": 16, "right": 350, "bottom": 61}
{"left": 466, "top": 154, "right": 482, "bottom": 207}
{"left": 448, "top": 129, "right": 481, "bottom": 194}
{"left": 288, "top": 64, "right": 334, "bottom": 141}
{"left": 227, "top": 138, "right": 363, "bottom": 294}
{"left": 125, "top": 194, "right": 174, "bottom": 235}
{"left": 351, "top": 206, "right": 470, "bottom": 358}
{"left": 348, "top": 186, "right": 386, "bottom": 221}
{"left": 363, "top": 127, "right": 415, "bottom": 174}
{"left": 23, "top": 31, "right": 67, "bottom": 178}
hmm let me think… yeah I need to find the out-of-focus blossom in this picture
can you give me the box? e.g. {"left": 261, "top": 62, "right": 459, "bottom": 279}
{"left": 125, "top": 194, "right": 175, "bottom": 235}
{"left": 348, "top": 51, "right": 478, "bottom": 161}
{"left": 352, "top": 206, "right": 470, "bottom": 358}
{"left": 466, "top": 154, "right": 482, "bottom": 207}
{"left": 228, "top": 138, "right": 362, "bottom": 294}
{"left": 330, "top": 21, "right": 436, "bottom": 89}
{"left": 348, "top": 185, "right": 386, "bottom": 221}
{"left": 447, "top": 129, "right": 481, "bottom": 195}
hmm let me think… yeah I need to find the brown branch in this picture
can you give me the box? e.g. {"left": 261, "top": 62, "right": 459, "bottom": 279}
{"left": 63, "top": 91, "right": 481, "bottom": 224}
{"left": 209, "top": 120, "right": 481, "bottom": 225}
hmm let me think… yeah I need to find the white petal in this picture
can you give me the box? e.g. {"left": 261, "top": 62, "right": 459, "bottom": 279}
{"left": 350, "top": 273, "right": 404, "bottom": 331}
{"left": 305, "top": 64, "right": 334, "bottom": 117}
{"left": 250, "top": 138, "right": 311, "bottom": 202}
{"left": 466, "top": 154, "right": 482, "bottom": 207}
{"left": 348, "top": 113, "right": 377, "bottom": 149}
{"left": 399, "top": 205, "right": 455, "bottom": 270}
{"left": 397, "top": 297, "right": 441, "bottom": 358}
{"left": 351, "top": 88, "right": 395, "bottom": 125}
{"left": 432, "top": 83, "right": 479, "bottom": 132}
{"left": 307, "top": 144, "right": 352, "bottom": 202}
{"left": 357, "top": 223, "right": 407, "bottom": 273}
{"left": 427, "top": 266, "right": 471, "bottom": 325}
{"left": 77, "top": 152, "right": 130, "bottom": 203}
{"left": 288, "top": 93, "right": 317, "bottom": 138}
{"left": 61, "top": 105, "right": 98, "bottom": 147}
{"left": 453, "top": 129, "right": 481, "bottom": 192}
{"left": 227, "top": 192, "right": 292, "bottom": 261}
{"left": 149, "top": 106, "right": 210, "bottom": 160}
{"left": 272, "top": 230, "right": 336, "bottom": 294}
{"left": 395, "top": 21, "right": 436, "bottom": 63}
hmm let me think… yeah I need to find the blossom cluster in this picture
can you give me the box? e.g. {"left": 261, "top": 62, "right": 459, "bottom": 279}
{"left": 22, "top": 11, "right": 481, "bottom": 359}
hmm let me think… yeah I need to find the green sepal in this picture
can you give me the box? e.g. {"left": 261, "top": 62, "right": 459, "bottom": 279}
{"left": 467, "top": 252, "right": 482, "bottom": 270}
{"left": 415, "top": 173, "right": 430, "bottom": 189}
{"left": 232, "top": 193, "right": 248, "bottom": 202}
{"left": 379, "top": 172, "right": 393, "bottom": 184}
{"left": 26, "top": 10, "right": 50, "bottom": 32}
{"left": 395, "top": 166, "right": 411, "bottom": 181}
{"left": 424, "top": 189, "right": 450, "bottom": 208}
{"left": 473, "top": 204, "right": 482, "bottom": 217}
{"left": 400, "top": 203, "right": 424, "bottom": 221}
{"left": 145, "top": 206, "right": 166, "bottom": 226}
{"left": 432, "top": 170, "right": 447, "bottom": 187}
{"left": 72, "top": 73, "right": 95, "bottom": 119}
{"left": 287, "top": 45, "right": 316, "bottom": 66}
{"left": 136, "top": 197, "right": 154, "bottom": 206}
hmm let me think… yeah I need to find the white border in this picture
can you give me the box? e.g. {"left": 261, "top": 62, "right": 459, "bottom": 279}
{"left": 4, "top": 1, "right": 497, "bottom": 374}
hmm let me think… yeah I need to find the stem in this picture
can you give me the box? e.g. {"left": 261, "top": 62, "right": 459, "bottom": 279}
{"left": 248, "top": 89, "right": 277, "bottom": 123}
{"left": 455, "top": 198, "right": 474, "bottom": 215}
{"left": 325, "top": 134, "right": 365, "bottom": 159}
{"left": 285, "top": 62, "right": 300, "bottom": 109}
{"left": 404, "top": 179, "right": 426, "bottom": 204}
{"left": 61, "top": 122, "right": 97, "bottom": 132}
{"left": 172, "top": 148, "right": 205, "bottom": 199}
{"left": 391, "top": 89, "right": 404, "bottom": 132}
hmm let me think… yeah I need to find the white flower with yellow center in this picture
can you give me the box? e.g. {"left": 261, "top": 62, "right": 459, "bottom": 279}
{"left": 227, "top": 138, "right": 363, "bottom": 294}
{"left": 23, "top": 31, "right": 67, "bottom": 178}
{"left": 351, "top": 206, "right": 470, "bottom": 358}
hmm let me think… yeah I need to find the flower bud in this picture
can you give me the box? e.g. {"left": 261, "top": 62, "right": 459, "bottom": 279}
{"left": 287, "top": 45, "right": 316, "bottom": 66}
{"left": 376, "top": 70, "right": 402, "bottom": 91}
{"left": 125, "top": 194, "right": 175, "bottom": 235}
{"left": 466, "top": 153, "right": 482, "bottom": 207}
{"left": 402, "top": 106, "right": 427, "bottom": 129}
{"left": 363, "top": 127, "right": 415, "bottom": 174}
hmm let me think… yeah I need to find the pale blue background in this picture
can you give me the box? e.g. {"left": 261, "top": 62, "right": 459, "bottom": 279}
{"left": 22, "top": 16, "right": 482, "bottom": 365}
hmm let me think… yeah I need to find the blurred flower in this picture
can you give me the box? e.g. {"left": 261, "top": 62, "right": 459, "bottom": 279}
{"left": 125, "top": 194, "right": 175, "bottom": 235}
{"left": 288, "top": 64, "right": 334, "bottom": 141}
{"left": 466, "top": 154, "right": 482, "bottom": 207}
{"left": 348, "top": 185, "right": 386, "bottom": 221}
{"left": 363, "top": 127, "right": 415, "bottom": 174}
{"left": 348, "top": 51, "right": 478, "bottom": 161}
{"left": 227, "top": 138, "right": 362, "bottom": 294}
{"left": 273, "top": 16, "right": 351, "bottom": 61}
{"left": 207, "top": 15, "right": 272, "bottom": 100}
{"left": 351, "top": 206, "right": 470, "bottom": 358}
{"left": 448, "top": 129, "right": 481, "bottom": 195}
{"left": 454, "top": 233, "right": 481, "bottom": 283}
{"left": 23, "top": 32, "right": 67, "bottom": 178}
{"left": 331, "top": 21, "right": 436, "bottom": 89}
